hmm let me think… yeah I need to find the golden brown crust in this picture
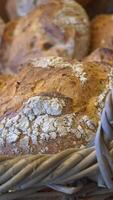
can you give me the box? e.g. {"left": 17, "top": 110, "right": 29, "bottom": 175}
{"left": 1, "top": 0, "right": 89, "bottom": 74}
{"left": 0, "top": 56, "right": 112, "bottom": 155}
{"left": 0, "top": 58, "right": 109, "bottom": 118}
{"left": 91, "top": 15, "right": 113, "bottom": 51}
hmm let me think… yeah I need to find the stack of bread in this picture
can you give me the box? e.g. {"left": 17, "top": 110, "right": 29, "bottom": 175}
{"left": 0, "top": 0, "right": 113, "bottom": 171}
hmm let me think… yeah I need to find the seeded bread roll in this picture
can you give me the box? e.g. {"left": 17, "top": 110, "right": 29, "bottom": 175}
{"left": 1, "top": 0, "right": 90, "bottom": 74}
{"left": 91, "top": 15, "right": 113, "bottom": 51}
{"left": 0, "top": 56, "right": 112, "bottom": 155}
{"left": 84, "top": 48, "right": 113, "bottom": 64}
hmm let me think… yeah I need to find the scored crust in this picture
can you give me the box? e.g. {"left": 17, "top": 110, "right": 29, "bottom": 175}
{"left": 0, "top": 56, "right": 112, "bottom": 155}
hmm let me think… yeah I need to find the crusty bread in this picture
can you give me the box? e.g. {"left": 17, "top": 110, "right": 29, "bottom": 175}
{"left": 1, "top": 0, "right": 90, "bottom": 74}
{"left": 91, "top": 15, "right": 113, "bottom": 51}
{"left": 0, "top": 56, "right": 112, "bottom": 155}
{"left": 84, "top": 48, "right": 113, "bottom": 64}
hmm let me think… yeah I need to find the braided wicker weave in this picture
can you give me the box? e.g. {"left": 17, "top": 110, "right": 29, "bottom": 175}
{"left": 0, "top": 90, "right": 113, "bottom": 200}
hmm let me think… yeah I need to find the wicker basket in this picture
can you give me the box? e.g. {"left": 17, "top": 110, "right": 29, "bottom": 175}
{"left": 0, "top": 91, "right": 113, "bottom": 200}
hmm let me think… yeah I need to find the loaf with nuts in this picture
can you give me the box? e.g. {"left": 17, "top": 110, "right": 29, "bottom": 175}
{"left": 1, "top": 0, "right": 90, "bottom": 74}
{"left": 91, "top": 15, "right": 113, "bottom": 51}
{"left": 0, "top": 56, "right": 112, "bottom": 155}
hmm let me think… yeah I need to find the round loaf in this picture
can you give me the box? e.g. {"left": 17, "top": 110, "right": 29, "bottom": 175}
{"left": 1, "top": 0, "right": 90, "bottom": 74}
{"left": 0, "top": 56, "right": 112, "bottom": 155}
{"left": 91, "top": 15, "right": 113, "bottom": 51}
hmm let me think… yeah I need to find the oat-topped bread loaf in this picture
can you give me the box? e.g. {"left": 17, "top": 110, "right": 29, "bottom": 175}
{"left": 1, "top": 0, "right": 90, "bottom": 74}
{"left": 91, "top": 15, "right": 113, "bottom": 51}
{"left": 0, "top": 56, "right": 112, "bottom": 155}
{"left": 84, "top": 48, "right": 113, "bottom": 64}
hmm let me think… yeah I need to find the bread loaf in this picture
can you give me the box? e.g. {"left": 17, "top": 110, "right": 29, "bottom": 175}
{"left": 91, "top": 15, "right": 113, "bottom": 51}
{"left": 0, "top": 56, "right": 112, "bottom": 155}
{"left": 1, "top": 0, "right": 90, "bottom": 74}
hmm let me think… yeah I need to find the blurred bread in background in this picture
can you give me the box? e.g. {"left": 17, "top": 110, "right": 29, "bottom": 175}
{"left": 91, "top": 15, "right": 113, "bottom": 51}
{"left": 0, "top": 0, "right": 90, "bottom": 74}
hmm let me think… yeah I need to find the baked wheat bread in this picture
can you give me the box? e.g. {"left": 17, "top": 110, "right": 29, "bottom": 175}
{"left": 1, "top": 0, "right": 90, "bottom": 74}
{"left": 91, "top": 15, "right": 113, "bottom": 51}
{"left": 0, "top": 56, "right": 112, "bottom": 155}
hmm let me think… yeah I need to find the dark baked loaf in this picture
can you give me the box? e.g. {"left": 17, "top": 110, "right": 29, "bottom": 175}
{"left": 0, "top": 56, "right": 112, "bottom": 155}
{"left": 1, "top": 0, "right": 90, "bottom": 74}
{"left": 91, "top": 15, "right": 113, "bottom": 51}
